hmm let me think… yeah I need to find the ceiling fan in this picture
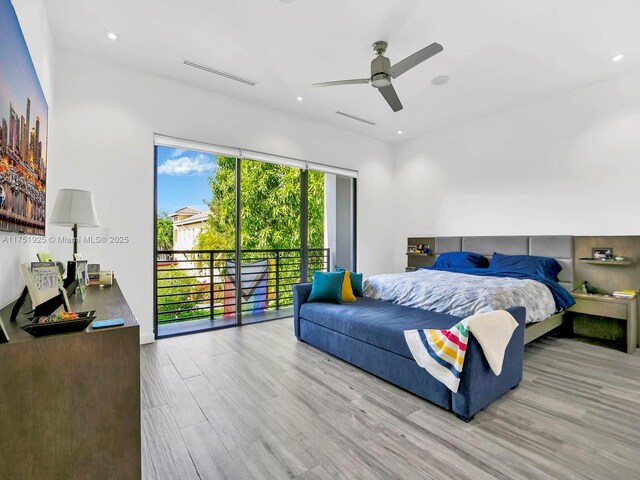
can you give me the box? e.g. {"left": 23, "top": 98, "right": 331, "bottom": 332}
{"left": 312, "top": 41, "right": 443, "bottom": 112}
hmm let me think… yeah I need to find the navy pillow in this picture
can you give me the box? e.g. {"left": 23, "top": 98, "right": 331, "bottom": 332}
{"left": 432, "top": 251, "right": 489, "bottom": 269}
{"left": 489, "top": 252, "right": 562, "bottom": 281}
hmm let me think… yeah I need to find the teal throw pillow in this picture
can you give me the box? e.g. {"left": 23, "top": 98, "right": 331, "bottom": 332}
{"left": 336, "top": 265, "right": 363, "bottom": 297}
{"left": 308, "top": 271, "right": 345, "bottom": 304}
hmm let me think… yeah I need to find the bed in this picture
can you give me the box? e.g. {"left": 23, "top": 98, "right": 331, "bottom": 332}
{"left": 367, "top": 235, "right": 575, "bottom": 344}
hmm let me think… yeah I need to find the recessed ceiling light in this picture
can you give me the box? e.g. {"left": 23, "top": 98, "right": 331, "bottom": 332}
{"left": 431, "top": 75, "right": 450, "bottom": 86}
{"left": 296, "top": 96, "right": 304, "bottom": 102}
{"left": 397, "top": 130, "right": 403, "bottom": 135}
{"left": 106, "top": 31, "right": 118, "bottom": 41}
{"left": 612, "top": 54, "right": 624, "bottom": 62}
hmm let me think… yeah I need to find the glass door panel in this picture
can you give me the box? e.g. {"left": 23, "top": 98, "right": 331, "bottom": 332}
{"left": 239, "top": 158, "right": 301, "bottom": 323}
{"left": 155, "top": 146, "right": 237, "bottom": 337}
{"left": 307, "top": 170, "right": 329, "bottom": 276}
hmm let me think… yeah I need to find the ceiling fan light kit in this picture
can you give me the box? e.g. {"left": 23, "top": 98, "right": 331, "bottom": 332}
{"left": 312, "top": 40, "right": 443, "bottom": 112}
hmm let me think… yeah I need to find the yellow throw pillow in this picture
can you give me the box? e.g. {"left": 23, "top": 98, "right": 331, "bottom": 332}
{"left": 341, "top": 270, "right": 357, "bottom": 302}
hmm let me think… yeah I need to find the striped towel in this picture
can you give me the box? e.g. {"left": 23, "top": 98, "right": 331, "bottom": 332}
{"left": 404, "top": 310, "right": 518, "bottom": 393}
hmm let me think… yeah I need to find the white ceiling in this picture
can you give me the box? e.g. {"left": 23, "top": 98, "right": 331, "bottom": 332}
{"left": 47, "top": 0, "right": 640, "bottom": 142}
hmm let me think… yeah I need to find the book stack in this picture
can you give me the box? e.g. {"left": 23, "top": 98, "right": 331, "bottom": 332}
{"left": 613, "top": 289, "right": 637, "bottom": 299}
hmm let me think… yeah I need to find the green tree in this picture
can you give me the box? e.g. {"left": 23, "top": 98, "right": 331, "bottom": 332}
{"left": 195, "top": 157, "right": 325, "bottom": 251}
{"left": 156, "top": 211, "right": 174, "bottom": 251}
{"left": 156, "top": 268, "right": 209, "bottom": 323}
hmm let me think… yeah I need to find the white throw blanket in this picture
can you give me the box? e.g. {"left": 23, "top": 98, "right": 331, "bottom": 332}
{"left": 404, "top": 310, "right": 518, "bottom": 393}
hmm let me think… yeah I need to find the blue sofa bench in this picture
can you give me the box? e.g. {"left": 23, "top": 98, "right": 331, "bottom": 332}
{"left": 293, "top": 283, "right": 526, "bottom": 421}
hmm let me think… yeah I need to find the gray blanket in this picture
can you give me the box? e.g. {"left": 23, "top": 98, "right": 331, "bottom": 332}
{"left": 363, "top": 269, "right": 556, "bottom": 324}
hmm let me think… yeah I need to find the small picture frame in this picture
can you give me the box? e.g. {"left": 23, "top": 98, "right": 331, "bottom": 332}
{"left": 407, "top": 245, "right": 417, "bottom": 253}
{"left": 76, "top": 272, "right": 86, "bottom": 301}
{"left": 592, "top": 247, "right": 613, "bottom": 260}
{"left": 59, "top": 286, "right": 72, "bottom": 311}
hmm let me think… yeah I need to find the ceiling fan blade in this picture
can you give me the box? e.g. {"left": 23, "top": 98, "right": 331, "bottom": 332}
{"left": 379, "top": 84, "right": 403, "bottom": 112}
{"left": 385, "top": 42, "right": 443, "bottom": 79}
{"left": 312, "top": 78, "right": 370, "bottom": 87}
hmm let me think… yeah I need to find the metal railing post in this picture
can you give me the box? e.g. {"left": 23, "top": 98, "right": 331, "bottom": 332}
{"left": 300, "top": 169, "right": 309, "bottom": 283}
{"left": 275, "top": 251, "right": 280, "bottom": 310}
{"left": 235, "top": 157, "right": 242, "bottom": 325}
{"left": 209, "top": 253, "right": 214, "bottom": 321}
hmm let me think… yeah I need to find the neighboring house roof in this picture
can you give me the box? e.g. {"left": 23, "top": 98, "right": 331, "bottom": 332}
{"left": 173, "top": 211, "right": 209, "bottom": 227}
{"left": 169, "top": 207, "right": 200, "bottom": 218}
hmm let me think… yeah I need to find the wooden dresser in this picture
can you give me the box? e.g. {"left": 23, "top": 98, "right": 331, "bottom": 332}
{"left": 0, "top": 280, "right": 141, "bottom": 480}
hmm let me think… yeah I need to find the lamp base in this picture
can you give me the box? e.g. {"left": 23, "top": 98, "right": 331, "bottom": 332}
{"left": 72, "top": 223, "right": 78, "bottom": 256}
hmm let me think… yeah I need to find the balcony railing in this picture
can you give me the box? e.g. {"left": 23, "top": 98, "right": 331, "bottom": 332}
{"left": 156, "top": 248, "right": 329, "bottom": 327}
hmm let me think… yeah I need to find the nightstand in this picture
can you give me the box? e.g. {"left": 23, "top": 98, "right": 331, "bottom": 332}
{"left": 568, "top": 293, "right": 637, "bottom": 354}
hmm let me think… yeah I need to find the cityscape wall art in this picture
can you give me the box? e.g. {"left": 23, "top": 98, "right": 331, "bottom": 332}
{"left": 0, "top": 0, "right": 48, "bottom": 235}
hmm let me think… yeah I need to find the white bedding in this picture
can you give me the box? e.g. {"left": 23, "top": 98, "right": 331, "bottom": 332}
{"left": 363, "top": 269, "right": 556, "bottom": 324}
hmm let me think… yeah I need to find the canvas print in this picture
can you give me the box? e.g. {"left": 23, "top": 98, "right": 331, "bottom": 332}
{"left": 0, "top": 0, "right": 48, "bottom": 235}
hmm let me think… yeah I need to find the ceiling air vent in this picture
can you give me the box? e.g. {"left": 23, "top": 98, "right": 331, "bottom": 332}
{"left": 335, "top": 111, "right": 376, "bottom": 126}
{"left": 183, "top": 60, "right": 257, "bottom": 86}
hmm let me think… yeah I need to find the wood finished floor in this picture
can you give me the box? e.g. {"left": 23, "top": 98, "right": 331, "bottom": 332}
{"left": 141, "top": 318, "right": 640, "bottom": 480}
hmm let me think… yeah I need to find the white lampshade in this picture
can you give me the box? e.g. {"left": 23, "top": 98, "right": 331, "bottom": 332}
{"left": 50, "top": 189, "right": 100, "bottom": 227}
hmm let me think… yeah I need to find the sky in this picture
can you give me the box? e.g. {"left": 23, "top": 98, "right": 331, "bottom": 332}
{"left": 156, "top": 145, "right": 217, "bottom": 214}
{"left": 0, "top": 0, "right": 48, "bottom": 158}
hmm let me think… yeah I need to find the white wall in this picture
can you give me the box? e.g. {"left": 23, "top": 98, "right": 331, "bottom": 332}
{"left": 393, "top": 70, "right": 640, "bottom": 272}
{"left": 49, "top": 50, "right": 395, "bottom": 343}
{"left": 0, "top": 0, "right": 55, "bottom": 308}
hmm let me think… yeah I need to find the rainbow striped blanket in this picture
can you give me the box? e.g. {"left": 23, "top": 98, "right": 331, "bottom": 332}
{"left": 404, "top": 310, "right": 518, "bottom": 393}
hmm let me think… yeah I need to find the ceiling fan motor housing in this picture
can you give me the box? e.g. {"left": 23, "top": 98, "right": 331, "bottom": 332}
{"left": 370, "top": 54, "right": 391, "bottom": 88}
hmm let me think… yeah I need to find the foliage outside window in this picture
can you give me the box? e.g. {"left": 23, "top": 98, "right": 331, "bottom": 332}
{"left": 157, "top": 155, "right": 326, "bottom": 324}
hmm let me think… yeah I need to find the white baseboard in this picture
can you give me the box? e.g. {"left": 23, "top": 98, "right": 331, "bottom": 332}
{"left": 140, "top": 332, "right": 155, "bottom": 344}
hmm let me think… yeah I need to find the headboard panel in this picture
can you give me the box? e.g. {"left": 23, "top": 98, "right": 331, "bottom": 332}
{"left": 462, "top": 236, "right": 529, "bottom": 256}
{"left": 434, "top": 237, "right": 462, "bottom": 254}
{"left": 433, "top": 235, "right": 574, "bottom": 292}
{"left": 530, "top": 236, "right": 574, "bottom": 290}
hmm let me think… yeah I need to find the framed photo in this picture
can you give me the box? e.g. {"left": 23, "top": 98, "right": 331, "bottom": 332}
{"left": 407, "top": 245, "right": 417, "bottom": 253}
{"left": 592, "top": 247, "right": 613, "bottom": 260}
{"left": 74, "top": 259, "right": 90, "bottom": 290}
{"left": 0, "top": 0, "right": 49, "bottom": 235}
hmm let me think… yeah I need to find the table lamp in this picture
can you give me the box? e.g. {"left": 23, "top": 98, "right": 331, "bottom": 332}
{"left": 50, "top": 189, "right": 100, "bottom": 255}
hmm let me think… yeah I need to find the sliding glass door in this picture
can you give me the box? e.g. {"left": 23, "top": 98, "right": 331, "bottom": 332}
{"left": 154, "top": 136, "right": 356, "bottom": 338}
{"left": 155, "top": 146, "right": 237, "bottom": 336}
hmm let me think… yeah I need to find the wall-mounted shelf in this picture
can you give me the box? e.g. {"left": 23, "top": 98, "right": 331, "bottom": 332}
{"left": 407, "top": 236, "right": 436, "bottom": 271}
{"left": 579, "top": 259, "right": 632, "bottom": 266}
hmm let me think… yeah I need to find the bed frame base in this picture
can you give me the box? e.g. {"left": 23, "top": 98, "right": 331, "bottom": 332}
{"left": 524, "top": 312, "right": 565, "bottom": 344}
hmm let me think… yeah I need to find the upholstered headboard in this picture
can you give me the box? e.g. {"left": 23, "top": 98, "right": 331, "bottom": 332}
{"left": 434, "top": 236, "right": 574, "bottom": 292}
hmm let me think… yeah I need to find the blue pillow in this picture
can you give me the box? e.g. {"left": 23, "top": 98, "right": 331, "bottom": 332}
{"left": 308, "top": 271, "right": 345, "bottom": 304}
{"left": 489, "top": 252, "right": 562, "bottom": 281}
{"left": 432, "top": 251, "right": 489, "bottom": 269}
{"left": 336, "top": 265, "right": 363, "bottom": 296}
